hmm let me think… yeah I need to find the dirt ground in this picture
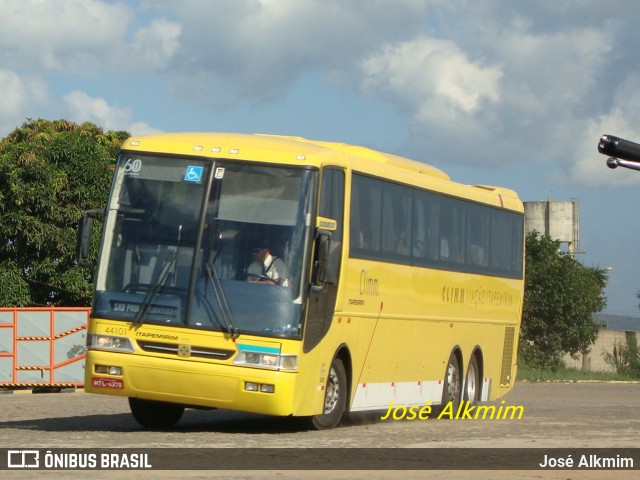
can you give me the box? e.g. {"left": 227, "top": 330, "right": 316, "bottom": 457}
{"left": 1, "top": 381, "right": 639, "bottom": 479}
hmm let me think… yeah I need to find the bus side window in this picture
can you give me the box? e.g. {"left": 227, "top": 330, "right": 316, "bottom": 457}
{"left": 350, "top": 183, "right": 365, "bottom": 251}
{"left": 381, "top": 182, "right": 411, "bottom": 257}
{"left": 467, "top": 206, "right": 489, "bottom": 267}
{"left": 411, "top": 195, "right": 425, "bottom": 260}
{"left": 468, "top": 244, "right": 485, "bottom": 265}
{"left": 440, "top": 238, "right": 450, "bottom": 259}
{"left": 351, "top": 175, "right": 382, "bottom": 254}
{"left": 440, "top": 201, "right": 464, "bottom": 263}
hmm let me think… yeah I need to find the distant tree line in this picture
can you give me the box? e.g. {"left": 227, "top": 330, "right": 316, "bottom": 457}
{"left": 0, "top": 119, "right": 608, "bottom": 371}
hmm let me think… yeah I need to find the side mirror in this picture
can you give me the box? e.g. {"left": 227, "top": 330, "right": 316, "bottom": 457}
{"left": 311, "top": 216, "right": 339, "bottom": 293}
{"left": 312, "top": 230, "right": 332, "bottom": 293}
{"left": 76, "top": 209, "right": 103, "bottom": 267}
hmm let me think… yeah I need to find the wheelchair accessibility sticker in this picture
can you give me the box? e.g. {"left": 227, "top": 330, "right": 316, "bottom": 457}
{"left": 184, "top": 166, "right": 204, "bottom": 183}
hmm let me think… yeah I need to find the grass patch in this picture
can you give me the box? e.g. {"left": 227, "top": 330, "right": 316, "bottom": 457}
{"left": 517, "top": 363, "right": 637, "bottom": 382}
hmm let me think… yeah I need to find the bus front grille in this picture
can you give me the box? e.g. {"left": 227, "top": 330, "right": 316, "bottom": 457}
{"left": 137, "top": 340, "right": 235, "bottom": 360}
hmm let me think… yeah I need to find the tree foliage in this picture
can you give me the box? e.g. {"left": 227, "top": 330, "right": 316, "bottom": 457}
{"left": 520, "top": 231, "right": 607, "bottom": 370}
{"left": 0, "top": 119, "right": 128, "bottom": 306}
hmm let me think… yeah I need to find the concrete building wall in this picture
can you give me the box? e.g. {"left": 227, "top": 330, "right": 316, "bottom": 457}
{"left": 524, "top": 199, "right": 580, "bottom": 254}
{"left": 563, "top": 329, "right": 640, "bottom": 372}
{"left": 523, "top": 201, "right": 547, "bottom": 235}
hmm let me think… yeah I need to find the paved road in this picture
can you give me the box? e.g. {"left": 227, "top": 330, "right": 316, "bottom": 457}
{"left": 1, "top": 381, "right": 639, "bottom": 479}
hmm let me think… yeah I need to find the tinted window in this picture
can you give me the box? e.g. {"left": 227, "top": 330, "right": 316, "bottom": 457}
{"left": 350, "top": 173, "right": 523, "bottom": 279}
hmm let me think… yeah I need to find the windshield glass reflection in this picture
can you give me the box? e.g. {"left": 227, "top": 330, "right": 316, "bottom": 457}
{"left": 93, "top": 155, "right": 315, "bottom": 338}
{"left": 191, "top": 164, "right": 314, "bottom": 337}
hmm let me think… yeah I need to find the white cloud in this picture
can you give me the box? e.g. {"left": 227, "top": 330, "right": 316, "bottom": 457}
{"left": 362, "top": 37, "right": 502, "bottom": 123}
{"left": 0, "top": 0, "right": 132, "bottom": 72}
{"left": 356, "top": 4, "right": 622, "bottom": 175}
{"left": 143, "top": 0, "right": 640, "bottom": 186}
{"left": 159, "top": 0, "right": 432, "bottom": 103}
{"left": 63, "top": 90, "right": 161, "bottom": 135}
{"left": 0, "top": 0, "right": 181, "bottom": 74}
{"left": 0, "top": 70, "right": 48, "bottom": 134}
{"left": 2, "top": 0, "right": 640, "bottom": 190}
{"left": 131, "top": 17, "right": 181, "bottom": 71}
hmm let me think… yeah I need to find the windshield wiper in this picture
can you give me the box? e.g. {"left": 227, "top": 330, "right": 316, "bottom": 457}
{"left": 206, "top": 262, "right": 239, "bottom": 337}
{"left": 132, "top": 225, "right": 184, "bottom": 326}
{"left": 131, "top": 249, "right": 178, "bottom": 325}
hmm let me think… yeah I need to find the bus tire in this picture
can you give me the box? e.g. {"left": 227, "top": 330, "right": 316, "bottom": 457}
{"left": 310, "top": 358, "right": 347, "bottom": 430}
{"left": 463, "top": 355, "right": 480, "bottom": 404}
{"left": 441, "top": 352, "right": 461, "bottom": 414}
{"left": 129, "top": 398, "right": 185, "bottom": 429}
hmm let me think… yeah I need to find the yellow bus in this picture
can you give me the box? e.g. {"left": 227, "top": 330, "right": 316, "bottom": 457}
{"left": 78, "top": 132, "right": 524, "bottom": 429}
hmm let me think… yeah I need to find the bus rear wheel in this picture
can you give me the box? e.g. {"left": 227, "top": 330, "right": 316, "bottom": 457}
{"left": 441, "top": 352, "right": 461, "bottom": 413}
{"left": 463, "top": 355, "right": 480, "bottom": 404}
{"left": 129, "top": 398, "right": 185, "bottom": 429}
{"left": 310, "top": 358, "right": 347, "bottom": 430}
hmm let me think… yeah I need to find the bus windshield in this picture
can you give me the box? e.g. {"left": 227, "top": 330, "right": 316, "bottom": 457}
{"left": 93, "top": 154, "right": 315, "bottom": 338}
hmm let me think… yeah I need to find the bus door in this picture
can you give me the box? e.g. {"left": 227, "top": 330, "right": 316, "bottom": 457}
{"left": 304, "top": 167, "right": 345, "bottom": 353}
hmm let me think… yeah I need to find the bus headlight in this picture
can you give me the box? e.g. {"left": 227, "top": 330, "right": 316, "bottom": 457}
{"left": 95, "top": 365, "right": 123, "bottom": 375}
{"left": 87, "top": 333, "right": 134, "bottom": 353}
{"left": 234, "top": 351, "right": 298, "bottom": 371}
{"left": 279, "top": 355, "right": 298, "bottom": 370}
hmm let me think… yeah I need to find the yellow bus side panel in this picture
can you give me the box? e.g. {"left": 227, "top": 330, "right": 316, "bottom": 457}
{"left": 334, "top": 259, "right": 523, "bottom": 408}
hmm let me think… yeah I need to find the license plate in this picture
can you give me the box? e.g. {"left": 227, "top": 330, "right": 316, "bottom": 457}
{"left": 92, "top": 376, "right": 124, "bottom": 389}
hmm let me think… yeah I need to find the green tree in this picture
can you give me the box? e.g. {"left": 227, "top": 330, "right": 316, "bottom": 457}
{"left": 0, "top": 119, "right": 128, "bottom": 306}
{"left": 520, "top": 231, "right": 607, "bottom": 370}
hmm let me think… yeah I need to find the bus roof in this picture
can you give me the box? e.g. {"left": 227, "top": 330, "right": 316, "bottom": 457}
{"left": 123, "top": 132, "right": 447, "bottom": 178}
{"left": 122, "top": 132, "right": 522, "bottom": 211}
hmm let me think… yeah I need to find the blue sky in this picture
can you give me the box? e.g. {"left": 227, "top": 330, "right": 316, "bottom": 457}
{"left": 2, "top": 0, "right": 640, "bottom": 317}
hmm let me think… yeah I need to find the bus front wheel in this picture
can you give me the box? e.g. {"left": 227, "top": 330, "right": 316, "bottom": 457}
{"left": 310, "top": 358, "right": 347, "bottom": 430}
{"left": 129, "top": 398, "right": 185, "bottom": 429}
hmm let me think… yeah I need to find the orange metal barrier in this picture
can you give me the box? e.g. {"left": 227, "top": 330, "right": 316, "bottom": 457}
{"left": 0, "top": 307, "right": 89, "bottom": 388}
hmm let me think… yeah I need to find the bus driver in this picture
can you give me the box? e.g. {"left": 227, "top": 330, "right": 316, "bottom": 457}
{"left": 247, "top": 244, "right": 289, "bottom": 286}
